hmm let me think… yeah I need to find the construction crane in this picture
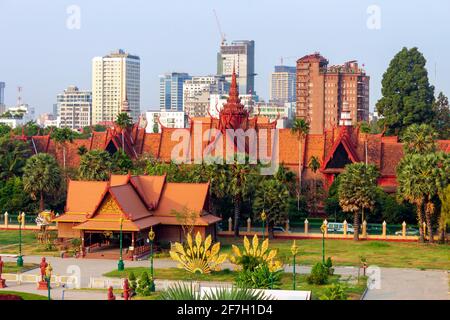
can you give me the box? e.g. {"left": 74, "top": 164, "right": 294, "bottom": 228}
{"left": 213, "top": 9, "right": 227, "bottom": 46}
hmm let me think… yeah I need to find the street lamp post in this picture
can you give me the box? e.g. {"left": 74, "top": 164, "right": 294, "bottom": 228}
{"left": 45, "top": 263, "right": 53, "bottom": 300}
{"left": 320, "top": 224, "right": 326, "bottom": 264}
{"left": 291, "top": 240, "right": 299, "bottom": 290}
{"left": 261, "top": 210, "right": 267, "bottom": 240}
{"left": 17, "top": 213, "right": 23, "bottom": 267}
{"left": 148, "top": 227, "right": 156, "bottom": 292}
{"left": 118, "top": 217, "right": 124, "bottom": 271}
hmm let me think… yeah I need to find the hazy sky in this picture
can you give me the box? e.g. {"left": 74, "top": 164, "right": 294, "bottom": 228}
{"left": 0, "top": 0, "right": 449, "bottom": 114}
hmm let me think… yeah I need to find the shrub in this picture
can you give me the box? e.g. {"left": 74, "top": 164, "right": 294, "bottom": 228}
{"left": 235, "top": 263, "right": 282, "bottom": 289}
{"left": 307, "top": 262, "right": 329, "bottom": 285}
{"left": 324, "top": 257, "right": 334, "bottom": 275}
{"left": 319, "top": 284, "right": 348, "bottom": 300}
{"left": 135, "top": 271, "right": 155, "bottom": 296}
{"left": 128, "top": 271, "right": 137, "bottom": 292}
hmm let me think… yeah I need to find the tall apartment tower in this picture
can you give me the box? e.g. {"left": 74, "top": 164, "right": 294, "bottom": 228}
{"left": 57, "top": 86, "right": 92, "bottom": 130}
{"left": 159, "top": 72, "right": 191, "bottom": 111}
{"left": 270, "top": 65, "right": 296, "bottom": 103}
{"left": 92, "top": 49, "right": 140, "bottom": 124}
{"left": 0, "top": 82, "right": 5, "bottom": 114}
{"left": 217, "top": 40, "right": 255, "bottom": 95}
{"left": 296, "top": 53, "right": 370, "bottom": 134}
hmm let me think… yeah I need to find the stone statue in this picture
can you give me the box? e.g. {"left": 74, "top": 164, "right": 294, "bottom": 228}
{"left": 123, "top": 279, "right": 130, "bottom": 300}
{"left": 107, "top": 286, "right": 116, "bottom": 300}
{"left": 39, "top": 257, "right": 48, "bottom": 282}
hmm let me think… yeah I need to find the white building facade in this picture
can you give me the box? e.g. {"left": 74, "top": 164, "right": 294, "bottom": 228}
{"left": 92, "top": 49, "right": 140, "bottom": 124}
{"left": 145, "top": 110, "right": 186, "bottom": 133}
{"left": 270, "top": 65, "right": 296, "bottom": 103}
{"left": 57, "top": 85, "right": 92, "bottom": 130}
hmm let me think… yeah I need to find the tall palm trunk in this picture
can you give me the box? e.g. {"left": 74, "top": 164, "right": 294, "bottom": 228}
{"left": 268, "top": 220, "right": 275, "bottom": 239}
{"left": 63, "top": 145, "right": 66, "bottom": 169}
{"left": 353, "top": 210, "right": 360, "bottom": 241}
{"left": 233, "top": 196, "right": 241, "bottom": 237}
{"left": 425, "top": 201, "right": 434, "bottom": 243}
{"left": 416, "top": 201, "right": 425, "bottom": 243}
{"left": 39, "top": 192, "right": 45, "bottom": 212}
{"left": 297, "top": 138, "right": 303, "bottom": 210}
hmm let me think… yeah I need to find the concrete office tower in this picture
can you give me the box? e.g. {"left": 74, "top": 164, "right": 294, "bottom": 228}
{"left": 270, "top": 65, "right": 296, "bottom": 103}
{"left": 0, "top": 82, "right": 5, "bottom": 114}
{"left": 159, "top": 72, "right": 191, "bottom": 111}
{"left": 92, "top": 49, "right": 140, "bottom": 124}
{"left": 57, "top": 85, "right": 92, "bottom": 130}
{"left": 183, "top": 75, "right": 229, "bottom": 117}
{"left": 217, "top": 40, "right": 255, "bottom": 95}
{"left": 296, "top": 53, "right": 370, "bottom": 134}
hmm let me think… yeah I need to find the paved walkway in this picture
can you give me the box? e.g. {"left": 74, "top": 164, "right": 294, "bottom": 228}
{"left": 1, "top": 255, "right": 448, "bottom": 300}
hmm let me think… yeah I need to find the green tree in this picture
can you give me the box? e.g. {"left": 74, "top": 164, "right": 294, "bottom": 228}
{"left": 0, "top": 124, "right": 11, "bottom": 137}
{"left": 115, "top": 113, "right": 133, "bottom": 151}
{"left": 0, "top": 136, "right": 31, "bottom": 179}
{"left": 112, "top": 151, "right": 133, "bottom": 174}
{"left": 253, "top": 178, "right": 289, "bottom": 239}
{"left": 397, "top": 152, "right": 449, "bottom": 243}
{"left": 0, "top": 177, "right": 37, "bottom": 213}
{"left": 438, "top": 185, "right": 450, "bottom": 242}
{"left": 376, "top": 47, "right": 435, "bottom": 135}
{"left": 338, "top": 163, "right": 379, "bottom": 240}
{"left": 22, "top": 153, "right": 62, "bottom": 212}
{"left": 401, "top": 124, "right": 437, "bottom": 155}
{"left": 290, "top": 119, "right": 310, "bottom": 210}
{"left": 51, "top": 127, "right": 76, "bottom": 169}
{"left": 78, "top": 150, "right": 113, "bottom": 181}
{"left": 432, "top": 92, "right": 450, "bottom": 139}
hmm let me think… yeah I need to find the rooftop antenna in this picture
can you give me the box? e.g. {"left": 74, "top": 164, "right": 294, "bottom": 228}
{"left": 213, "top": 9, "right": 227, "bottom": 45}
{"left": 17, "top": 86, "right": 23, "bottom": 106}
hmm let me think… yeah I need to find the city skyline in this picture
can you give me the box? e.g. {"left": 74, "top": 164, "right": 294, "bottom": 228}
{"left": 0, "top": 0, "right": 449, "bottom": 115}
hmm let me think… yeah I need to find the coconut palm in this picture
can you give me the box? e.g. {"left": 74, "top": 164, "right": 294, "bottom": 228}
{"left": 115, "top": 112, "right": 133, "bottom": 152}
{"left": 401, "top": 123, "right": 437, "bottom": 155}
{"left": 338, "top": 163, "right": 379, "bottom": 241}
{"left": 51, "top": 127, "right": 75, "bottom": 169}
{"left": 290, "top": 119, "right": 310, "bottom": 211}
{"left": 0, "top": 137, "right": 31, "bottom": 179}
{"left": 78, "top": 150, "right": 113, "bottom": 181}
{"left": 22, "top": 153, "right": 62, "bottom": 211}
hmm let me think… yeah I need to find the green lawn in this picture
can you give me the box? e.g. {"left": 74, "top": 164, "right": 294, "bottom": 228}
{"left": 0, "top": 230, "right": 59, "bottom": 256}
{"left": 3, "top": 262, "right": 39, "bottom": 273}
{"left": 0, "top": 290, "right": 48, "bottom": 300}
{"left": 218, "top": 237, "right": 450, "bottom": 270}
{"left": 104, "top": 267, "right": 366, "bottom": 300}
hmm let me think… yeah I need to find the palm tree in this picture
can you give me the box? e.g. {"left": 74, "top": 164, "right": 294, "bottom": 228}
{"left": 115, "top": 113, "right": 133, "bottom": 152}
{"left": 78, "top": 150, "right": 113, "bottom": 181}
{"left": 397, "top": 153, "right": 448, "bottom": 243}
{"left": 51, "top": 127, "right": 75, "bottom": 169}
{"left": 290, "top": 119, "right": 310, "bottom": 211}
{"left": 253, "top": 178, "right": 289, "bottom": 239}
{"left": 338, "top": 163, "right": 379, "bottom": 241}
{"left": 0, "top": 137, "right": 31, "bottom": 179}
{"left": 23, "top": 153, "right": 62, "bottom": 211}
{"left": 359, "top": 121, "right": 371, "bottom": 164}
{"left": 438, "top": 185, "right": 450, "bottom": 243}
{"left": 401, "top": 123, "right": 437, "bottom": 155}
{"left": 227, "top": 155, "right": 255, "bottom": 237}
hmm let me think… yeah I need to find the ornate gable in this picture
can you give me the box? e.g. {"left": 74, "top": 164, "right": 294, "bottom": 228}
{"left": 96, "top": 194, "right": 124, "bottom": 216}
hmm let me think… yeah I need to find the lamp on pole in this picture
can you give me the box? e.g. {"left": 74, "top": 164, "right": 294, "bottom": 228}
{"left": 148, "top": 227, "right": 156, "bottom": 292}
{"left": 320, "top": 224, "right": 326, "bottom": 264}
{"left": 261, "top": 210, "right": 267, "bottom": 240}
{"left": 118, "top": 217, "right": 124, "bottom": 271}
{"left": 291, "top": 240, "right": 299, "bottom": 290}
{"left": 17, "top": 213, "right": 23, "bottom": 267}
{"left": 45, "top": 263, "right": 53, "bottom": 300}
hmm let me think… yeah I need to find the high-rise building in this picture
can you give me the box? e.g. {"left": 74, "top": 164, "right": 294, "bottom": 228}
{"left": 145, "top": 110, "right": 186, "bottom": 133}
{"left": 57, "top": 85, "right": 92, "bottom": 130}
{"left": 296, "top": 53, "right": 370, "bottom": 134}
{"left": 217, "top": 40, "right": 255, "bottom": 95}
{"left": 0, "top": 82, "right": 5, "bottom": 114}
{"left": 183, "top": 75, "right": 229, "bottom": 118}
{"left": 159, "top": 72, "right": 191, "bottom": 111}
{"left": 92, "top": 49, "right": 140, "bottom": 124}
{"left": 270, "top": 65, "right": 296, "bottom": 103}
